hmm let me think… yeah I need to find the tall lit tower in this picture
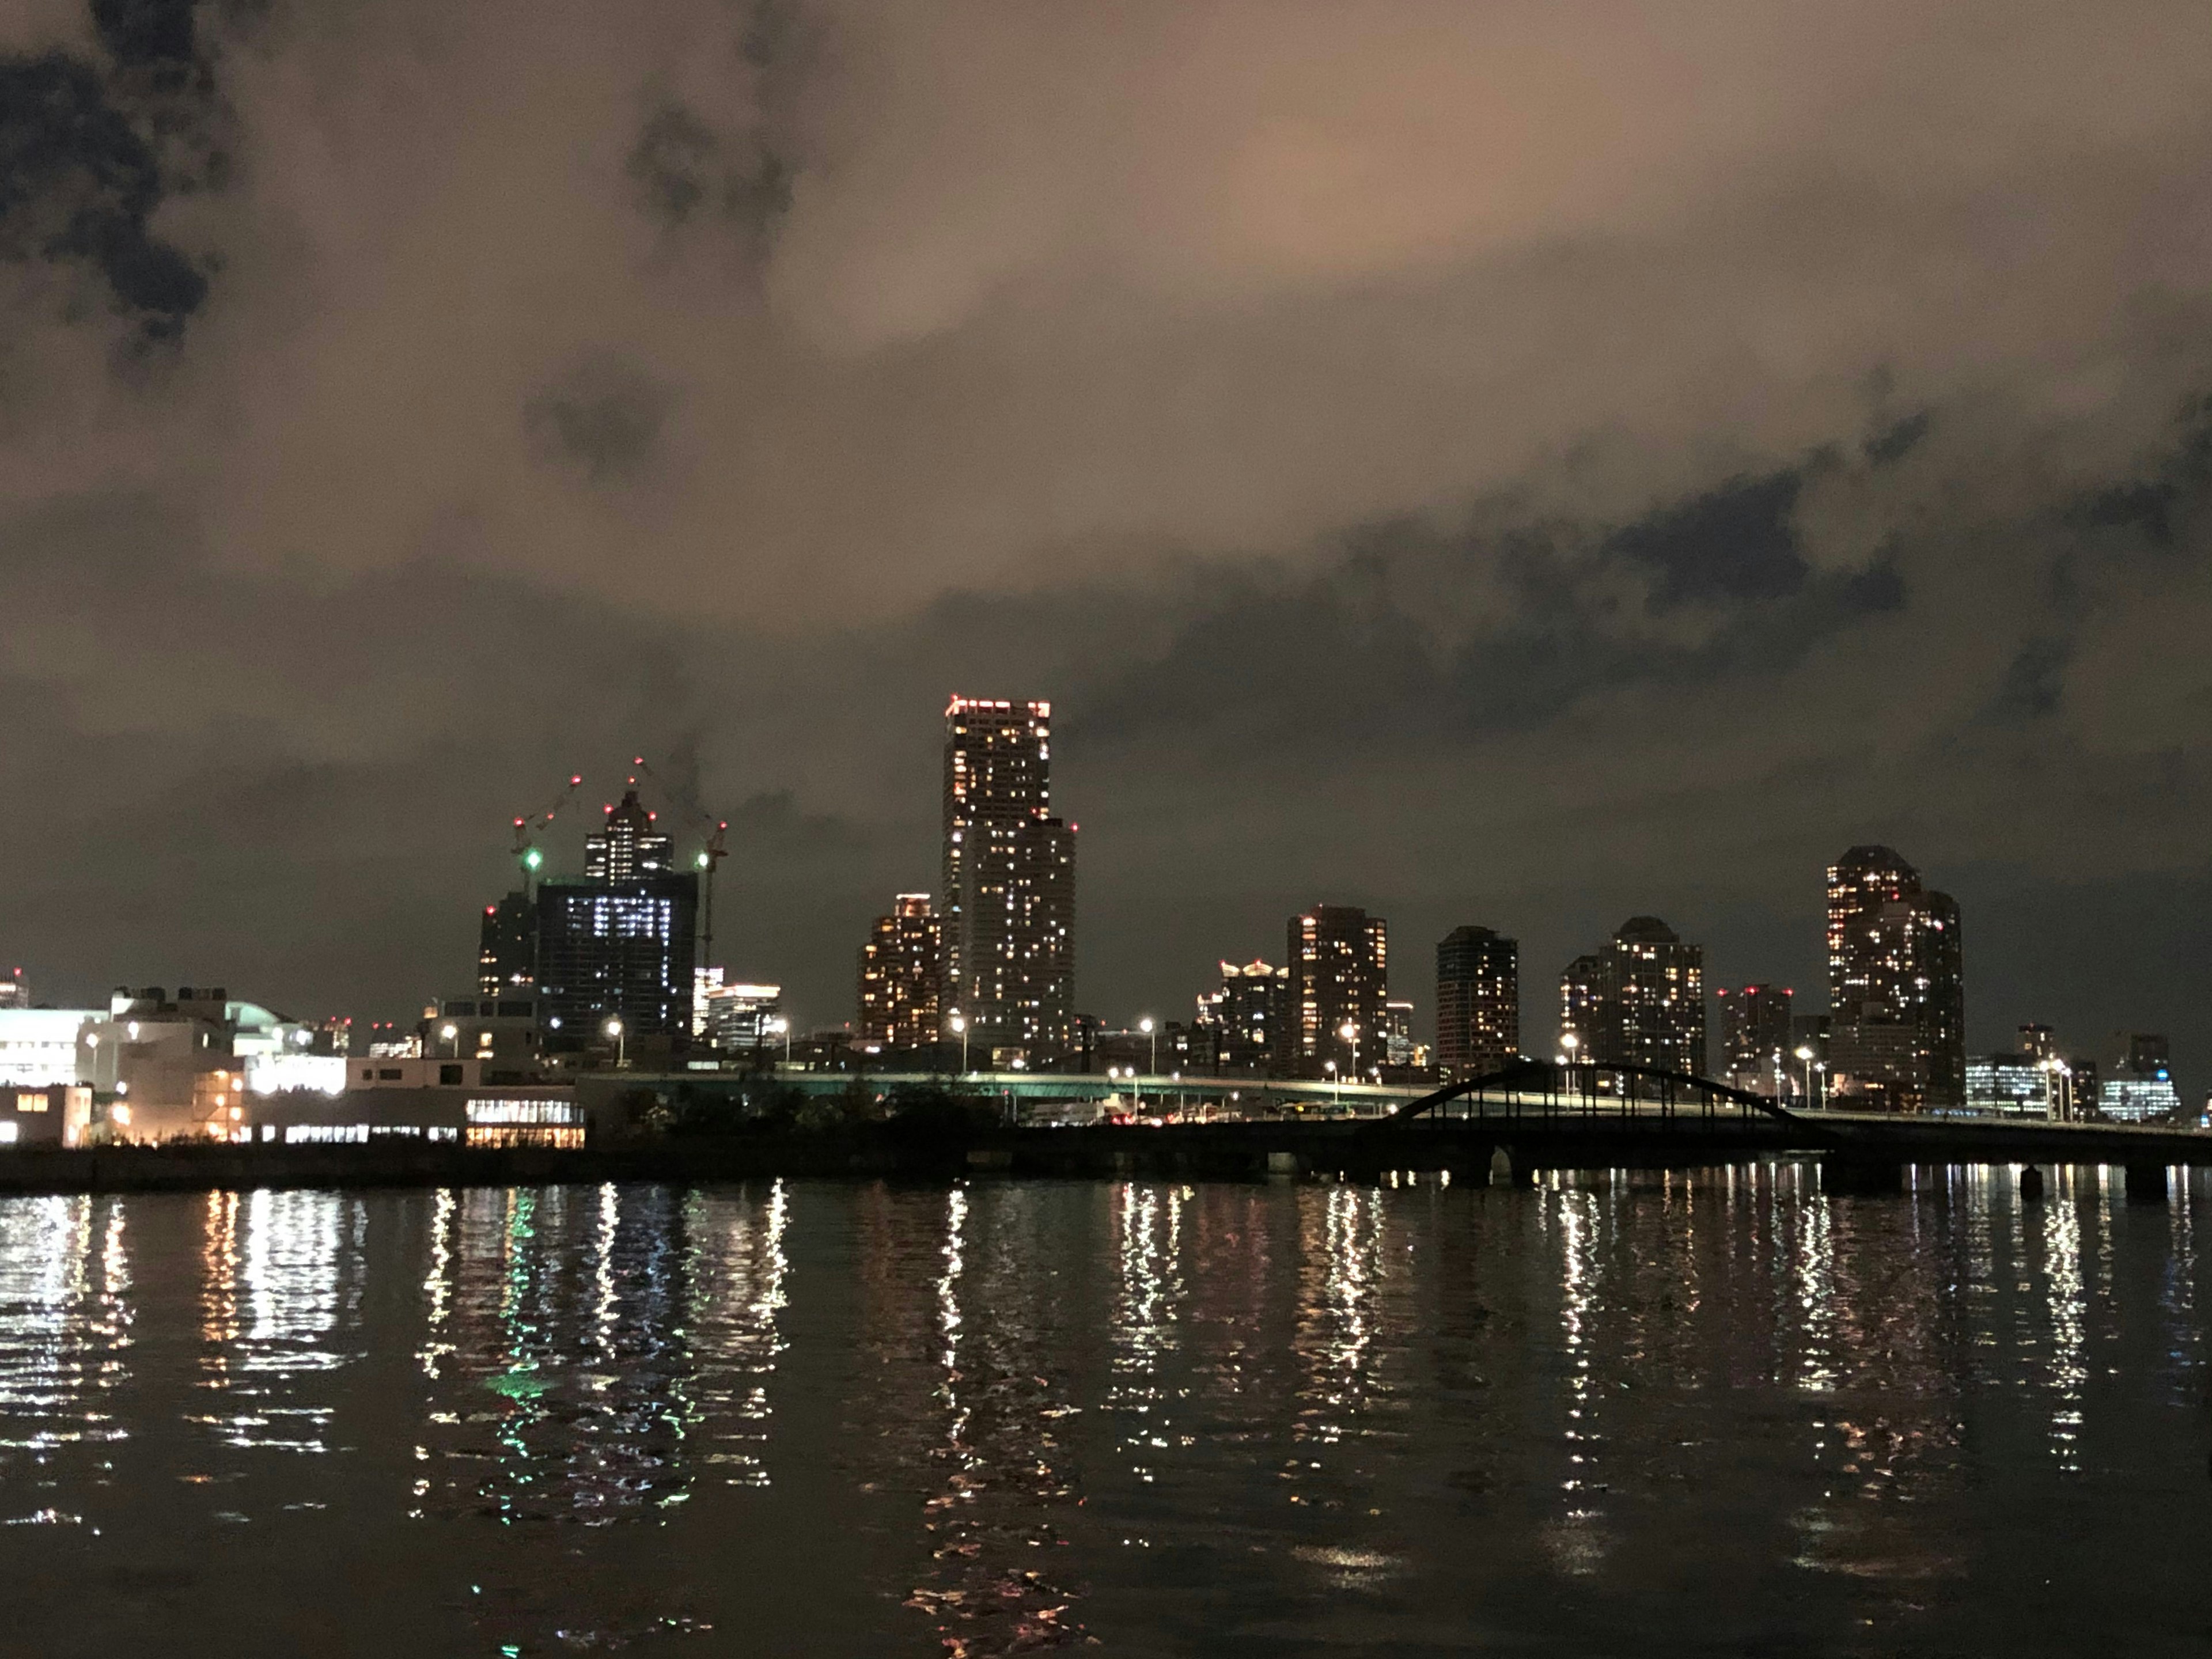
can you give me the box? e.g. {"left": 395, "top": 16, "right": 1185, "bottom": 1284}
{"left": 941, "top": 698, "right": 1076, "bottom": 1062}
{"left": 1826, "top": 845, "right": 1964, "bottom": 1111}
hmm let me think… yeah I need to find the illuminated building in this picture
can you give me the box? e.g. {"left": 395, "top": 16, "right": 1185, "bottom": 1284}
{"left": 1435, "top": 926, "right": 1519, "bottom": 1080}
{"left": 701, "top": 982, "right": 784, "bottom": 1054}
{"left": 940, "top": 698, "right": 1076, "bottom": 1063}
{"left": 0, "top": 1084, "right": 92, "bottom": 1147}
{"left": 1966, "top": 1048, "right": 2056, "bottom": 1117}
{"left": 0, "top": 1007, "right": 101, "bottom": 1088}
{"left": 1825, "top": 846, "right": 1964, "bottom": 1112}
{"left": 1717, "top": 983, "right": 1794, "bottom": 1095}
{"left": 1556, "top": 917, "right": 1706, "bottom": 1076}
{"left": 585, "top": 787, "right": 674, "bottom": 878}
{"left": 1194, "top": 959, "right": 1289, "bottom": 1074}
{"left": 478, "top": 891, "right": 536, "bottom": 994}
{"left": 2100, "top": 1033, "right": 2180, "bottom": 1122}
{"left": 80, "top": 986, "right": 255, "bottom": 1141}
{"left": 858, "top": 895, "right": 943, "bottom": 1051}
{"left": 1284, "top": 904, "right": 1389, "bottom": 1079}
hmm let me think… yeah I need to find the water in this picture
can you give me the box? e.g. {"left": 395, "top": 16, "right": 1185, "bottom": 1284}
{"left": 0, "top": 1169, "right": 2207, "bottom": 1656}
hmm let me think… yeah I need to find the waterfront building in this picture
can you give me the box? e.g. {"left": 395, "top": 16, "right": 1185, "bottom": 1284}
{"left": 1718, "top": 983, "right": 1794, "bottom": 1096}
{"left": 940, "top": 698, "right": 1077, "bottom": 1063}
{"left": 0, "top": 1006, "right": 101, "bottom": 1089}
{"left": 0, "top": 1084, "right": 92, "bottom": 1147}
{"left": 1195, "top": 959, "right": 1289, "bottom": 1075}
{"left": 1435, "top": 926, "right": 1519, "bottom": 1080}
{"left": 1284, "top": 904, "right": 1389, "bottom": 1079}
{"left": 858, "top": 895, "right": 943, "bottom": 1051}
{"left": 1825, "top": 845, "right": 1965, "bottom": 1112}
{"left": 1965, "top": 1050, "right": 2054, "bottom": 1117}
{"left": 1556, "top": 917, "right": 1707, "bottom": 1077}
{"left": 2100, "top": 1033, "right": 2180, "bottom": 1122}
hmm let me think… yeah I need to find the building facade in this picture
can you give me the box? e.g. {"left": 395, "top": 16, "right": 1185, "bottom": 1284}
{"left": 1826, "top": 845, "right": 1965, "bottom": 1112}
{"left": 1717, "top": 983, "right": 1795, "bottom": 1096}
{"left": 940, "top": 698, "right": 1077, "bottom": 1063}
{"left": 1556, "top": 917, "right": 1707, "bottom": 1077}
{"left": 478, "top": 891, "right": 537, "bottom": 995}
{"left": 858, "top": 894, "right": 944, "bottom": 1051}
{"left": 2100, "top": 1033, "right": 2180, "bottom": 1122}
{"left": 1283, "top": 905, "right": 1389, "bottom": 1079}
{"left": 1435, "top": 925, "right": 1519, "bottom": 1080}
{"left": 1194, "top": 959, "right": 1290, "bottom": 1075}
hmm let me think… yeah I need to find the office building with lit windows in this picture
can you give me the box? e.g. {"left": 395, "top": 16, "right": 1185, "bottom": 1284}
{"left": 858, "top": 895, "right": 944, "bottom": 1051}
{"left": 2100, "top": 1033, "right": 2180, "bottom": 1122}
{"left": 1557, "top": 917, "right": 1706, "bottom": 1077}
{"left": 533, "top": 793, "right": 698, "bottom": 1047}
{"left": 941, "top": 697, "right": 1076, "bottom": 1062}
{"left": 1826, "top": 845, "right": 1965, "bottom": 1112}
{"left": 1283, "top": 905, "right": 1389, "bottom": 1079}
{"left": 1435, "top": 925, "right": 1519, "bottom": 1080}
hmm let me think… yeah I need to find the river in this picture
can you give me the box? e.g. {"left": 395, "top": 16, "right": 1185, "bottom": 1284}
{"left": 0, "top": 1168, "right": 2206, "bottom": 1655}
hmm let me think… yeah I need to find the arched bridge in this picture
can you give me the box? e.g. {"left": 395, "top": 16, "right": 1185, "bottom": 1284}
{"left": 1387, "top": 1056, "right": 1805, "bottom": 1130}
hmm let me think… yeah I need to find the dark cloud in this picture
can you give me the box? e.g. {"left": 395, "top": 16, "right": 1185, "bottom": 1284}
{"left": 1608, "top": 469, "right": 1808, "bottom": 609}
{"left": 525, "top": 357, "right": 674, "bottom": 484}
{"left": 90, "top": 0, "right": 196, "bottom": 73}
{"left": 0, "top": 50, "right": 207, "bottom": 339}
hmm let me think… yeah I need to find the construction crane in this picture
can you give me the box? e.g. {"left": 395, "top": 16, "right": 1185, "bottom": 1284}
{"left": 627, "top": 754, "right": 731, "bottom": 971}
{"left": 511, "top": 772, "right": 584, "bottom": 898}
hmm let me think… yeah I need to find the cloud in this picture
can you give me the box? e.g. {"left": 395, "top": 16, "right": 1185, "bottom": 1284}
{"left": 0, "top": 0, "right": 2210, "bottom": 1085}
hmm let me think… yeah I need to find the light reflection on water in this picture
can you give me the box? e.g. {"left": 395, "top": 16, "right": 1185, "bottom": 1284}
{"left": 0, "top": 1168, "right": 2206, "bottom": 1656}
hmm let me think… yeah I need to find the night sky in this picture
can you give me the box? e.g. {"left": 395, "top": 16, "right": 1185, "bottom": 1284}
{"left": 4, "top": 1, "right": 2210, "bottom": 1088}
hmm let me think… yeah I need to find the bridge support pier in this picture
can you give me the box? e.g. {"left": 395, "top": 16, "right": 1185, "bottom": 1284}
{"left": 1488, "top": 1146, "right": 1533, "bottom": 1188}
{"left": 2125, "top": 1162, "right": 2169, "bottom": 1203}
{"left": 1823, "top": 1155, "right": 1904, "bottom": 1196}
{"left": 2018, "top": 1164, "right": 2045, "bottom": 1200}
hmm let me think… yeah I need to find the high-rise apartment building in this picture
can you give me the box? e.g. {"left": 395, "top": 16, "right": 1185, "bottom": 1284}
{"left": 1435, "top": 925, "right": 1519, "bottom": 1080}
{"left": 858, "top": 894, "right": 944, "bottom": 1051}
{"left": 1194, "top": 959, "right": 1289, "bottom": 1074}
{"left": 1717, "top": 983, "right": 1794, "bottom": 1094}
{"left": 1826, "top": 846, "right": 1964, "bottom": 1112}
{"left": 940, "top": 698, "right": 1076, "bottom": 1062}
{"left": 1283, "top": 905, "right": 1389, "bottom": 1078}
{"left": 1557, "top": 917, "right": 1707, "bottom": 1076}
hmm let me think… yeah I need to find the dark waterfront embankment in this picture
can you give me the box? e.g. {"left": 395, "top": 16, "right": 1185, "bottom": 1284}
{"left": 4, "top": 1110, "right": 2210, "bottom": 1195}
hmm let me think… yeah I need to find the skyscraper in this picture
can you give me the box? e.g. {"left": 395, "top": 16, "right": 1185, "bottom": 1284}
{"left": 1557, "top": 917, "right": 1706, "bottom": 1075}
{"left": 533, "top": 790, "right": 698, "bottom": 1048}
{"left": 858, "top": 894, "right": 944, "bottom": 1051}
{"left": 1717, "top": 983, "right": 1794, "bottom": 1094}
{"left": 940, "top": 698, "right": 1077, "bottom": 1062}
{"left": 478, "top": 891, "right": 537, "bottom": 995}
{"left": 1435, "top": 925, "right": 1519, "bottom": 1080}
{"left": 1826, "top": 846, "right": 1964, "bottom": 1112}
{"left": 1284, "top": 904, "right": 1389, "bottom": 1078}
{"left": 1194, "top": 959, "right": 1289, "bottom": 1074}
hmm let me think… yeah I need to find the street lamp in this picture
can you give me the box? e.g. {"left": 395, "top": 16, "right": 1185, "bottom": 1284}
{"left": 1139, "top": 1016, "right": 1156, "bottom": 1077}
{"left": 768, "top": 1016, "right": 791, "bottom": 1066}
{"left": 1794, "top": 1044, "right": 1816, "bottom": 1107}
{"left": 1560, "top": 1031, "right": 1580, "bottom": 1069}
{"left": 950, "top": 1013, "right": 969, "bottom": 1075}
{"left": 605, "top": 1016, "right": 626, "bottom": 1068}
{"left": 439, "top": 1021, "right": 459, "bottom": 1058}
{"left": 1339, "top": 1021, "right": 1359, "bottom": 1092}
{"left": 1325, "top": 1058, "right": 1339, "bottom": 1106}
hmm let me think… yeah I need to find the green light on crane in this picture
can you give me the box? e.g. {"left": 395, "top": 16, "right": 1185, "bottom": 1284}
{"left": 524, "top": 847, "right": 544, "bottom": 871}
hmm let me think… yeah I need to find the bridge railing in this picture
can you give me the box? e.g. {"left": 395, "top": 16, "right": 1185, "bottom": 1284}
{"left": 1387, "top": 1058, "right": 1804, "bottom": 1129}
